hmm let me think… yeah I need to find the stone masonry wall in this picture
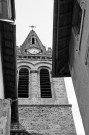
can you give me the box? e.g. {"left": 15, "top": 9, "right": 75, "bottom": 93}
{"left": 19, "top": 105, "right": 76, "bottom": 135}
{"left": 18, "top": 60, "right": 76, "bottom": 135}
{"left": 18, "top": 77, "right": 68, "bottom": 105}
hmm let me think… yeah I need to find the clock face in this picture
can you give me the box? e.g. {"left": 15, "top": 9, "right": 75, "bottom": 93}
{"left": 28, "top": 48, "right": 40, "bottom": 54}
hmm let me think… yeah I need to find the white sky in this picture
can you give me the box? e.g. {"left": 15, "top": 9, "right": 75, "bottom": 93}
{"left": 15, "top": 0, "right": 85, "bottom": 134}
{"left": 15, "top": 0, "right": 53, "bottom": 48}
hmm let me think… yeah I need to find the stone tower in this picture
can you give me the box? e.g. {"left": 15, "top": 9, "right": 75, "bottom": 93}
{"left": 16, "top": 30, "right": 77, "bottom": 135}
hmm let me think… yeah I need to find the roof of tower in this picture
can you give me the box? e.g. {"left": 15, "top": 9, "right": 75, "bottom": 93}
{"left": 20, "top": 30, "right": 47, "bottom": 54}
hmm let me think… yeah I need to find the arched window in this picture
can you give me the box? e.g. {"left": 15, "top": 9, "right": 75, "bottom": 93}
{"left": 18, "top": 68, "right": 29, "bottom": 98}
{"left": 32, "top": 37, "right": 35, "bottom": 44}
{"left": 40, "top": 69, "right": 52, "bottom": 98}
{"left": 31, "top": 36, "right": 36, "bottom": 44}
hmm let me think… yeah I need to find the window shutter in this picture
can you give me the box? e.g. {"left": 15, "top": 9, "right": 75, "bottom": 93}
{"left": 10, "top": 0, "right": 15, "bottom": 20}
{"left": 0, "top": 20, "right": 18, "bottom": 123}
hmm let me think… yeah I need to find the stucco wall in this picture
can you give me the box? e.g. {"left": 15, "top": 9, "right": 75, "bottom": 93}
{"left": 69, "top": 0, "right": 89, "bottom": 134}
{"left": 0, "top": 99, "right": 11, "bottom": 135}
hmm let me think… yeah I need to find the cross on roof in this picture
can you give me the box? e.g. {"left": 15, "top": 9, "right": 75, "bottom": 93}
{"left": 29, "top": 25, "right": 36, "bottom": 30}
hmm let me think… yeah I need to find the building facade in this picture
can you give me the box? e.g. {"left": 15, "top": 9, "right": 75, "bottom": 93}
{"left": 17, "top": 30, "right": 77, "bottom": 135}
{"left": 69, "top": 0, "right": 89, "bottom": 134}
{"left": 0, "top": 0, "right": 15, "bottom": 21}
{"left": 52, "top": 0, "right": 89, "bottom": 134}
{"left": 0, "top": 1, "right": 18, "bottom": 134}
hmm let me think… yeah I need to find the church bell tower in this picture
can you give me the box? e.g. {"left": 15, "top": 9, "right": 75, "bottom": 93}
{"left": 16, "top": 29, "right": 77, "bottom": 135}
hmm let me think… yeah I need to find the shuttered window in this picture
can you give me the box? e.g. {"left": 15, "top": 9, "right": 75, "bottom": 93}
{"left": 0, "top": 20, "right": 18, "bottom": 122}
{"left": 18, "top": 68, "right": 29, "bottom": 98}
{"left": 72, "top": 0, "right": 82, "bottom": 34}
{"left": 40, "top": 69, "right": 52, "bottom": 98}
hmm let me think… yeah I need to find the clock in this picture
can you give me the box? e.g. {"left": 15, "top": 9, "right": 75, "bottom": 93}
{"left": 28, "top": 48, "right": 40, "bottom": 54}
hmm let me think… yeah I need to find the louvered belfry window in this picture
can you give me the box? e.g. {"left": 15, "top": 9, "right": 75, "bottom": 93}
{"left": 18, "top": 68, "right": 29, "bottom": 98}
{"left": 40, "top": 69, "right": 52, "bottom": 98}
{"left": 32, "top": 37, "right": 35, "bottom": 44}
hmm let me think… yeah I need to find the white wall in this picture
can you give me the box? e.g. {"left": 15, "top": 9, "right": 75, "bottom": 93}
{"left": 0, "top": 33, "right": 4, "bottom": 99}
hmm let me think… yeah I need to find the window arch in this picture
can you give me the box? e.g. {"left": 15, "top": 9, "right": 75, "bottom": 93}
{"left": 18, "top": 68, "right": 29, "bottom": 98}
{"left": 40, "top": 68, "right": 52, "bottom": 98}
